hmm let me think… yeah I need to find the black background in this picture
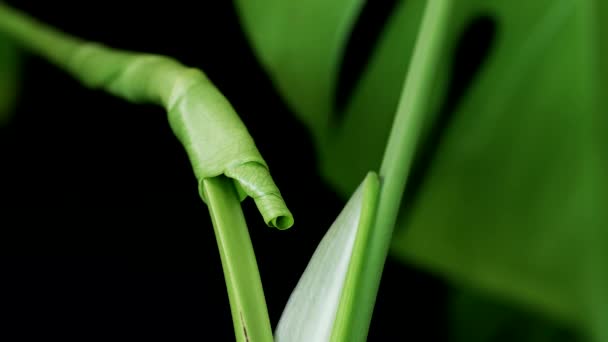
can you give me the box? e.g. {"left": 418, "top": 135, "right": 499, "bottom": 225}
{"left": 0, "top": 1, "right": 448, "bottom": 340}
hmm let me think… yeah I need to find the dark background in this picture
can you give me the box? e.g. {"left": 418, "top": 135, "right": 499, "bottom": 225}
{"left": 0, "top": 1, "right": 448, "bottom": 340}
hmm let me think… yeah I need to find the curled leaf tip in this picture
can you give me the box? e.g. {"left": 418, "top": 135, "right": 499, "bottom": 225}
{"left": 225, "top": 162, "right": 294, "bottom": 229}
{"left": 271, "top": 214, "right": 295, "bottom": 230}
{"left": 0, "top": 2, "right": 293, "bottom": 229}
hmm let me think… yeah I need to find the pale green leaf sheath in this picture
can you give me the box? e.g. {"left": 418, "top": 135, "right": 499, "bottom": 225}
{"left": 276, "top": 172, "right": 379, "bottom": 342}
{"left": 0, "top": 3, "right": 293, "bottom": 229}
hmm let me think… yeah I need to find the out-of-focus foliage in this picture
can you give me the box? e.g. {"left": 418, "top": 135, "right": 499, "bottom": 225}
{"left": 0, "top": 35, "right": 19, "bottom": 124}
{"left": 392, "top": 0, "right": 606, "bottom": 337}
{"left": 236, "top": 0, "right": 607, "bottom": 339}
{"left": 449, "top": 289, "right": 580, "bottom": 342}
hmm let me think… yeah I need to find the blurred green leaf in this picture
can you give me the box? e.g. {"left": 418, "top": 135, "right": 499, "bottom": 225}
{"left": 237, "top": 0, "right": 607, "bottom": 338}
{"left": 236, "top": 0, "right": 427, "bottom": 193}
{"left": 235, "top": 0, "right": 364, "bottom": 143}
{"left": 449, "top": 288, "right": 581, "bottom": 342}
{"left": 0, "top": 35, "right": 19, "bottom": 124}
{"left": 390, "top": 0, "right": 606, "bottom": 333}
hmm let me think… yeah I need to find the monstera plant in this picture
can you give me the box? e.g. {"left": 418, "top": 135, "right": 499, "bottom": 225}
{"left": 1, "top": 0, "right": 606, "bottom": 341}
{"left": 236, "top": 0, "right": 607, "bottom": 341}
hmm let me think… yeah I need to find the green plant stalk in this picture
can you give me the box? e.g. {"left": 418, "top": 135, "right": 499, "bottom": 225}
{"left": 203, "top": 176, "right": 273, "bottom": 342}
{"left": 333, "top": 0, "right": 451, "bottom": 340}
{"left": 274, "top": 172, "right": 379, "bottom": 342}
{"left": 0, "top": 3, "right": 283, "bottom": 340}
{"left": 0, "top": 3, "right": 293, "bottom": 229}
{"left": 330, "top": 172, "right": 379, "bottom": 341}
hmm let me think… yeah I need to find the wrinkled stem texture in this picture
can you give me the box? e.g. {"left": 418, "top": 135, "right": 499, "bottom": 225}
{"left": 0, "top": 3, "right": 283, "bottom": 340}
{"left": 342, "top": 0, "right": 451, "bottom": 340}
{"left": 0, "top": 3, "right": 293, "bottom": 229}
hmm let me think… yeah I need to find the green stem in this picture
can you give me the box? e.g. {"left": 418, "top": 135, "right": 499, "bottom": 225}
{"left": 339, "top": 0, "right": 451, "bottom": 340}
{"left": 0, "top": 3, "right": 280, "bottom": 340}
{"left": 203, "top": 177, "right": 273, "bottom": 342}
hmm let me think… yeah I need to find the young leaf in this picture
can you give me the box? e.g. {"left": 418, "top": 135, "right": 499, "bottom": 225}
{"left": 276, "top": 172, "right": 378, "bottom": 342}
{"left": 0, "top": 3, "right": 293, "bottom": 229}
{"left": 0, "top": 4, "right": 292, "bottom": 341}
{"left": 0, "top": 35, "right": 19, "bottom": 124}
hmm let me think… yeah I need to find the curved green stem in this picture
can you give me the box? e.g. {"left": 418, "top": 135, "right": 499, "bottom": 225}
{"left": 0, "top": 3, "right": 293, "bottom": 229}
{"left": 336, "top": 0, "right": 451, "bottom": 340}
{"left": 203, "top": 176, "right": 273, "bottom": 342}
{"left": 0, "top": 3, "right": 283, "bottom": 340}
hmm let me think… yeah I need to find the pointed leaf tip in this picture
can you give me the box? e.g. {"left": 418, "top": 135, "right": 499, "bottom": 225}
{"left": 276, "top": 172, "right": 378, "bottom": 342}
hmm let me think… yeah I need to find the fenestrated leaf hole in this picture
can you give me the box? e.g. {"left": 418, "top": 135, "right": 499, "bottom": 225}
{"left": 334, "top": 0, "right": 400, "bottom": 120}
{"left": 400, "top": 15, "right": 498, "bottom": 222}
